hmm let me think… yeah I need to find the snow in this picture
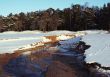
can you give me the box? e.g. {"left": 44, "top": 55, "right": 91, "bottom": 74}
{"left": 79, "top": 30, "right": 108, "bottom": 34}
{"left": 74, "top": 31, "right": 86, "bottom": 37}
{"left": 55, "top": 30, "right": 110, "bottom": 68}
{"left": 82, "top": 34, "right": 110, "bottom": 67}
{"left": 56, "top": 35, "right": 74, "bottom": 40}
{"left": 1, "top": 30, "right": 43, "bottom": 34}
{"left": 45, "top": 30, "right": 75, "bottom": 36}
{"left": 36, "top": 42, "right": 45, "bottom": 46}
{"left": 15, "top": 38, "right": 52, "bottom": 50}
{"left": 0, "top": 30, "right": 76, "bottom": 54}
{"left": 42, "top": 37, "right": 51, "bottom": 42}
{"left": 0, "top": 31, "right": 43, "bottom": 53}
{"left": 0, "top": 30, "right": 106, "bottom": 53}
{"left": 1, "top": 29, "right": 110, "bottom": 68}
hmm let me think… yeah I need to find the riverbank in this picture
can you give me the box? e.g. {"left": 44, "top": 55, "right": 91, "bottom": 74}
{"left": 0, "top": 30, "right": 110, "bottom": 77}
{"left": 0, "top": 36, "right": 109, "bottom": 77}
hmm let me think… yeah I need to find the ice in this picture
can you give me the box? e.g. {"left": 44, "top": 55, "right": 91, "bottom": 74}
{"left": 59, "top": 37, "right": 81, "bottom": 45}
{"left": 59, "top": 37, "right": 81, "bottom": 50}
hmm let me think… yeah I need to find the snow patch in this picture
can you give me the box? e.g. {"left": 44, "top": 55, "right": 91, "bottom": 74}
{"left": 82, "top": 34, "right": 110, "bottom": 67}
{"left": 79, "top": 30, "right": 108, "bottom": 35}
{"left": 42, "top": 37, "right": 51, "bottom": 42}
{"left": 45, "top": 30, "right": 75, "bottom": 36}
{"left": 1, "top": 30, "right": 42, "bottom": 34}
{"left": 56, "top": 35, "right": 74, "bottom": 40}
{"left": 0, "top": 30, "right": 108, "bottom": 54}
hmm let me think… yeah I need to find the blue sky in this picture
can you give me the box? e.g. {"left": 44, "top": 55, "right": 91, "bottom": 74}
{"left": 0, "top": 0, "right": 109, "bottom": 16}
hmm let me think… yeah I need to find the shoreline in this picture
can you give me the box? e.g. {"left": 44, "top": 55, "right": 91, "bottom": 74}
{"left": 0, "top": 36, "right": 110, "bottom": 77}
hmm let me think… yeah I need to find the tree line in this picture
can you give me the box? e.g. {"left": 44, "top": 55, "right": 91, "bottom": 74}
{"left": 0, "top": 3, "right": 110, "bottom": 32}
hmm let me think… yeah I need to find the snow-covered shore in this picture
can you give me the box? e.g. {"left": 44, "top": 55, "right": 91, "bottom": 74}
{"left": 82, "top": 34, "right": 110, "bottom": 67}
{"left": 0, "top": 30, "right": 110, "bottom": 68}
{"left": 0, "top": 30, "right": 80, "bottom": 53}
{"left": 0, "top": 30, "right": 110, "bottom": 77}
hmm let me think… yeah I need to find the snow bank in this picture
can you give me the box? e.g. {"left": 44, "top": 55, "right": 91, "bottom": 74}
{"left": 0, "top": 30, "right": 108, "bottom": 54}
{"left": 79, "top": 30, "right": 108, "bottom": 35}
{"left": 82, "top": 34, "right": 110, "bottom": 67}
{"left": 18, "top": 37, "right": 52, "bottom": 50}
{"left": 56, "top": 35, "right": 75, "bottom": 40}
{"left": 0, "top": 37, "right": 42, "bottom": 42}
{"left": 1, "top": 30, "right": 42, "bottom": 34}
{"left": 42, "top": 37, "right": 51, "bottom": 42}
{"left": 45, "top": 30, "right": 75, "bottom": 36}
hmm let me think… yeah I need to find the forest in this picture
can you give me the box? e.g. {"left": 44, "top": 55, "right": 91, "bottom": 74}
{"left": 0, "top": 3, "right": 110, "bottom": 32}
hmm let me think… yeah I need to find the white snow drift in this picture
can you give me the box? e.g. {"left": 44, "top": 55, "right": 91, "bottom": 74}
{"left": 82, "top": 33, "right": 110, "bottom": 67}
{"left": 0, "top": 30, "right": 77, "bottom": 53}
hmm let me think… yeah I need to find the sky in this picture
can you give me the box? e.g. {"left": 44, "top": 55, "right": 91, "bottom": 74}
{"left": 0, "top": 0, "right": 110, "bottom": 16}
